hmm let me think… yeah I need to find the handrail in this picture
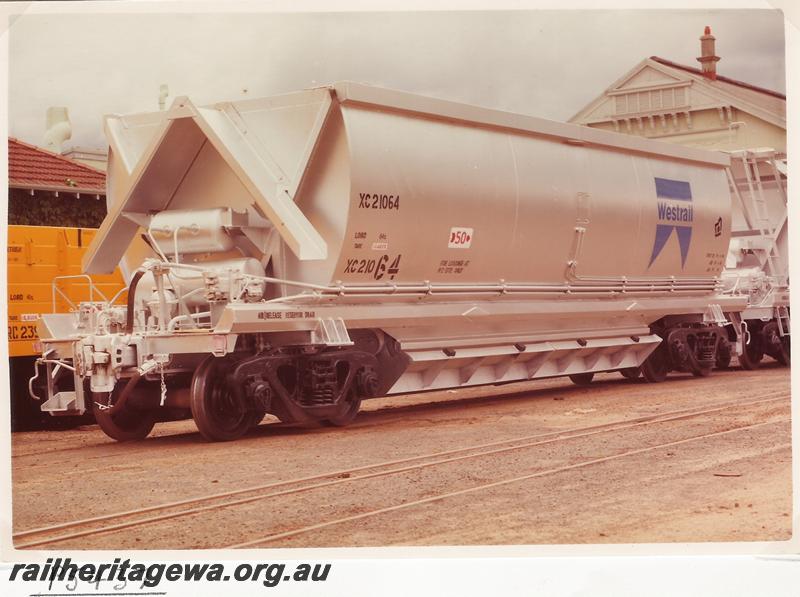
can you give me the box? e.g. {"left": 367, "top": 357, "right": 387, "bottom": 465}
{"left": 150, "top": 259, "right": 721, "bottom": 297}
{"left": 51, "top": 274, "right": 109, "bottom": 313}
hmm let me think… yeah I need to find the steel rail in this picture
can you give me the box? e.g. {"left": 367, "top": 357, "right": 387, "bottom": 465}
{"left": 228, "top": 419, "right": 789, "bottom": 548}
{"left": 13, "top": 391, "right": 788, "bottom": 548}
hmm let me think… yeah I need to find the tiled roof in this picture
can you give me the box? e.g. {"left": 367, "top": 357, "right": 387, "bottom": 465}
{"left": 8, "top": 137, "right": 106, "bottom": 193}
{"left": 650, "top": 56, "right": 786, "bottom": 100}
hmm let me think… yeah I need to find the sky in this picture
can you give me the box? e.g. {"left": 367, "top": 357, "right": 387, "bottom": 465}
{"left": 7, "top": 8, "right": 787, "bottom": 150}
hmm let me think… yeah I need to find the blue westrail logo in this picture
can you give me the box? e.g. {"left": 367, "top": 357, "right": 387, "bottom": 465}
{"left": 649, "top": 177, "right": 693, "bottom": 268}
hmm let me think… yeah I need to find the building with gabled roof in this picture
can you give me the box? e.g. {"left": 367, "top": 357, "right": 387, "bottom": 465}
{"left": 568, "top": 27, "right": 786, "bottom": 156}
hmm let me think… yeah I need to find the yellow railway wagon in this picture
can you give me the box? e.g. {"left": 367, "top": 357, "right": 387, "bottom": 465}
{"left": 8, "top": 225, "right": 126, "bottom": 429}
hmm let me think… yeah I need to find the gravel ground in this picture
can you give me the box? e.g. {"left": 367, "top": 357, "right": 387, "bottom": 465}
{"left": 11, "top": 362, "right": 791, "bottom": 549}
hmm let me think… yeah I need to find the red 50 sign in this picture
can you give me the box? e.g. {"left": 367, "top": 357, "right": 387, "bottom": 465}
{"left": 448, "top": 227, "right": 473, "bottom": 249}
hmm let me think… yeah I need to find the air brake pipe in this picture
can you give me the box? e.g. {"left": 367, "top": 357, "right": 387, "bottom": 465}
{"left": 168, "top": 311, "right": 211, "bottom": 332}
{"left": 125, "top": 269, "right": 147, "bottom": 334}
{"left": 95, "top": 371, "right": 142, "bottom": 415}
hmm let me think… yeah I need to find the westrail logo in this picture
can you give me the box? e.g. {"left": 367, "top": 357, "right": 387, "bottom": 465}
{"left": 648, "top": 177, "right": 693, "bottom": 269}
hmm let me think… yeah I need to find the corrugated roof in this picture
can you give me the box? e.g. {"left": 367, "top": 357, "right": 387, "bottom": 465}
{"left": 650, "top": 56, "right": 786, "bottom": 100}
{"left": 8, "top": 137, "right": 106, "bottom": 193}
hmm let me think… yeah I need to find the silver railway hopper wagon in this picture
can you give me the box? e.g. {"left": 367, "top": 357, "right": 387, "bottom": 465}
{"left": 29, "top": 83, "right": 786, "bottom": 441}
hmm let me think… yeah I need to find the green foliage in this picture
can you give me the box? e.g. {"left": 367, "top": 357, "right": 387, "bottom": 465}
{"left": 8, "top": 189, "right": 107, "bottom": 228}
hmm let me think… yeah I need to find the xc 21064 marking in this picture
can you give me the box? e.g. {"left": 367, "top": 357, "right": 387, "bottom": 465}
{"left": 358, "top": 193, "right": 400, "bottom": 210}
{"left": 344, "top": 254, "right": 402, "bottom": 280}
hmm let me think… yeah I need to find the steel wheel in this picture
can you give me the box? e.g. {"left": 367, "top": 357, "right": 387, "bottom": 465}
{"left": 191, "top": 356, "right": 251, "bottom": 442}
{"left": 715, "top": 354, "right": 732, "bottom": 369}
{"left": 619, "top": 367, "right": 640, "bottom": 380}
{"left": 738, "top": 332, "right": 764, "bottom": 370}
{"left": 763, "top": 322, "right": 790, "bottom": 366}
{"left": 569, "top": 372, "right": 594, "bottom": 386}
{"left": 93, "top": 384, "right": 156, "bottom": 442}
{"left": 777, "top": 335, "right": 790, "bottom": 366}
{"left": 325, "top": 390, "right": 362, "bottom": 427}
{"left": 641, "top": 344, "right": 669, "bottom": 383}
{"left": 715, "top": 339, "right": 732, "bottom": 370}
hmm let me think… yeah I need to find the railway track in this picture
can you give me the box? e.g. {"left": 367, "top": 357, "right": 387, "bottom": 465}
{"left": 14, "top": 390, "right": 789, "bottom": 549}
{"left": 230, "top": 419, "right": 788, "bottom": 548}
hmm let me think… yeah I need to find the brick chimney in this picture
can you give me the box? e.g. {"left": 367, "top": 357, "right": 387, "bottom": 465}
{"left": 697, "top": 26, "right": 720, "bottom": 80}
